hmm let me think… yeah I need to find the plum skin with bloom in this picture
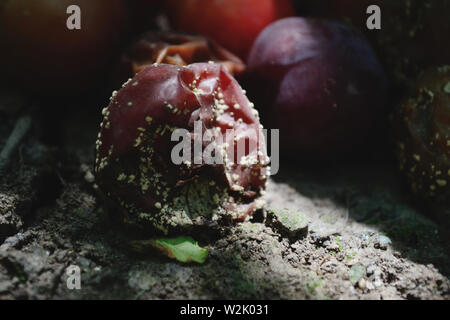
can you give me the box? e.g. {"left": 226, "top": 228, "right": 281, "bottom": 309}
{"left": 95, "top": 63, "right": 269, "bottom": 235}
{"left": 243, "top": 17, "right": 389, "bottom": 158}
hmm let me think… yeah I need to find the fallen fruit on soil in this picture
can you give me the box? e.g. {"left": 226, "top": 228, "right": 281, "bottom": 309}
{"left": 119, "top": 32, "right": 245, "bottom": 81}
{"left": 243, "top": 17, "right": 388, "bottom": 157}
{"left": 95, "top": 63, "right": 269, "bottom": 235}
{"left": 0, "top": 0, "right": 130, "bottom": 95}
{"left": 393, "top": 65, "right": 450, "bottom": 204}
{"left": 164, "top": 0, "right": 295, "bottom": 59}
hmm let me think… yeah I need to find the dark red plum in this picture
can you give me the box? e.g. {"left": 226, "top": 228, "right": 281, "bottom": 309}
{"left": 243, "top": 17, "right": 388, "bottom": 158}
{"left": 95, "top": 63, "right": 269, "bottom": 235}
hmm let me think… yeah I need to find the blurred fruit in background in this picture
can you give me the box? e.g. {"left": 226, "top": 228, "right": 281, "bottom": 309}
{"left": 393, "top": 65, "right": 450, "bottom": 204}
{"left": 0, "top": 0, "right": 130, "bottom": 96}
{"left": 328, "top": 0, "right": 450, "bottom": 86}
{"left": 243, "top": 17, "right": 388, "bottom": 159}
{"left": 164, "top": 0, "right": 295, "bottom": 60}
{"left": 118, "top": 32, "right": 245, "bottom": 84}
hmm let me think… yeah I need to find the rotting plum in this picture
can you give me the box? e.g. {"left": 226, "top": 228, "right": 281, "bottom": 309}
{"left": 95, "top": 63, "right": 269, "bottom": 235}
{"left": 392, "top": 65, "right": 450, "bottom": 204}
{"left": 164, "top": 0, "right": 295, "bottom": 59}
{"left": 0, "top": 0, "right": 130, "bottom": 95}
{"left": 243, "top": 17, "right": 388, "bottom": 158}
{"left": 118, "top": 32, "right": 245, "bottom": 82}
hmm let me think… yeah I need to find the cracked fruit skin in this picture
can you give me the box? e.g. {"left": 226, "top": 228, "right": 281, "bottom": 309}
{"left": 164, "top": 0, "right": 295, "bottom": 59}
{"left": 118, "top": 32, "right": 245, "bottom": 83}
{"left": 243, "top": 17, "right": 388, "bottom": 158}
{"left": 393, "top": 65, "right": 450, "bottom": 204}
{"left": 0, "top": 0, "right": 129, "bottom": 95}
{"left": 95, "top": 63, "right": 269, "bottom": 235}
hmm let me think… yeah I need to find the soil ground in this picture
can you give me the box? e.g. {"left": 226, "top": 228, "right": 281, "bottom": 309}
{"left": 0, "top": 90, "right": 449, "bottom": 300}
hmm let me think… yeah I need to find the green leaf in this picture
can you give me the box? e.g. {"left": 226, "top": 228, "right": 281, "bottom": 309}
{"left": 349, "top": 263, "right": 366, "bottom": 285}
{"left": 151, "top": 237, "right": 208, "bottom": 264}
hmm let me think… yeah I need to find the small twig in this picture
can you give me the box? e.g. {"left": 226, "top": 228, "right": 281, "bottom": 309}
{"left": 55, "top": 168, "right": 67, "bottom": 187}
{"left": 0, "top": 115, "right": 32, "bottom": 173}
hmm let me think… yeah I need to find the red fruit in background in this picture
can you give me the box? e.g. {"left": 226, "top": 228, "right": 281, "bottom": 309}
{"left": 393, "top": 65, "right": 450, "bottom": 204}
{"left": 0, "top": 0, "right": 130, "bottom": 95}
{"left": 243, "top": 18, "right": 388, "bottom": 158}
{"left": 164, "top": 0, "right": 295, "bottom": 59}
{"left": 95, "top": 63, "right": 268, "bottom": 235}
{"left": 119, "top": 32, "right": 245, "bottom": 82}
